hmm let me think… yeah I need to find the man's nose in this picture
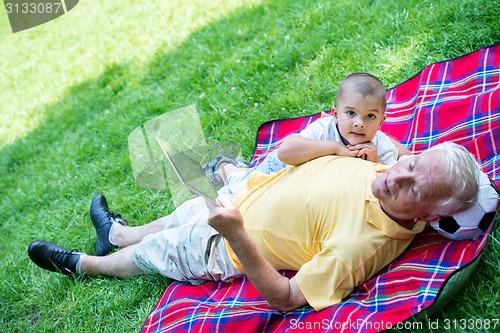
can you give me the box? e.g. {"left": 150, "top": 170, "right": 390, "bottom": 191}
{"left": 393, "top": 172, "right": 413, "bottom": 187}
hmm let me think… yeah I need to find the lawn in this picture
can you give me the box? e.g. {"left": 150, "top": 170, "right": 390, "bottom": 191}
{"left": 0, "top": 0, "right": 499, "bottom": 332}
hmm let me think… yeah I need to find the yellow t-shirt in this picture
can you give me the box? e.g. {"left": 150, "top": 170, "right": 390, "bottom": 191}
{"left": 227, "top": 155, "right": 425, "bottom": 310}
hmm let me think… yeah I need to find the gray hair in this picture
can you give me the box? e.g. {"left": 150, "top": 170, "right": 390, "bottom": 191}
{"left": 425, "top": 142, "right": 480, "bottom": 216}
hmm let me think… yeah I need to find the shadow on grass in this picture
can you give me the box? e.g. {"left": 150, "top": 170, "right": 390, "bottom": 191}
{"left": 0, "top": 0, "right": 499, "bottom": 331}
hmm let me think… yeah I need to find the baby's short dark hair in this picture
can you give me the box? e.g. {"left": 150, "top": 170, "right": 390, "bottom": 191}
{"left": 336, "top": 73, "right": 387, "bottom": 110}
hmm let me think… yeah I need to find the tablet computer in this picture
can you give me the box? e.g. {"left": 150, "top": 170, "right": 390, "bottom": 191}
{"left": 156, "top": 137, "right": 218, "bottom": 205}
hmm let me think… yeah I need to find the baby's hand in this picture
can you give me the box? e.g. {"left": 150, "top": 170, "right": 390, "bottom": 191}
{"left": 335, "top": 144, "right": 359, "bottom": 158}
{"left": 348, "top": 142, "right": 380, "bottom": 162}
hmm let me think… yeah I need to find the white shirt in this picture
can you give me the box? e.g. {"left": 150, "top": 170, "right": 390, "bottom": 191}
{"left": 299, "top": 116, "right": 398, "bottom": 165}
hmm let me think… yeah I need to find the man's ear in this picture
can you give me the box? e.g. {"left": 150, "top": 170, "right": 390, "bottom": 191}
{"left": 415, "top": 213, "right": 441, "bottom": 223}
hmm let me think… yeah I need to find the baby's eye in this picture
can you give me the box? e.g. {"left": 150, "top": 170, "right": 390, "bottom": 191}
{"left": 346, "top": 111, "right": 355, "bottom": 116}
{"left": 366, "top": 114, "right": 377, "bottom": 120}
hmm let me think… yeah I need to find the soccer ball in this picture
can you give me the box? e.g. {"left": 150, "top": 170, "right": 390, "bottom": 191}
{"left": 430, "top": 172, "right": 500, "bottom": 240}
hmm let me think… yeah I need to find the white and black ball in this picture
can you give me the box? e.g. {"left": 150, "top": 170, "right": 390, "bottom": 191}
{"left": 430, "top": 172, "right": 499, "bottom": 240}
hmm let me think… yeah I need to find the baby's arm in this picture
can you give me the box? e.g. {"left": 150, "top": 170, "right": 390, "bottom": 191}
{"left": 277, "top": 134, "right": 358, "bottom": 166}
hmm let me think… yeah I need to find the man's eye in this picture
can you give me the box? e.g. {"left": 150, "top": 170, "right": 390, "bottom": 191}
{"left": 412, "top": 187, "right": 419, "bottom": 197}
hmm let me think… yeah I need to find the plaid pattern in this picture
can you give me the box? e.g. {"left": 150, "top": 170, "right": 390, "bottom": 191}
{"left": 142, "top": 44, "right": 500, "bottom": 333}
{"left": 250, "top": 45, "right": 500, "bottom": 186}
{"left": 382, "top": 45, "right": 500, "bottom": 186}
{"left": 141, "top": 226, "right": 490, "bottom": 333}
{"left": 249, "top": 113, "right": 325, "bottom": 167}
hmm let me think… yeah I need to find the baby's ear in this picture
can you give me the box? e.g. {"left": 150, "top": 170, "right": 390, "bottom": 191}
{"left": 321, "top": 106, "right": 334, "bottom": 118}
{"left": 379, "top": 113, "right": 387, "bottom": 128}
{"left": 329, "top": 106, "right": 339, "bottom": 123}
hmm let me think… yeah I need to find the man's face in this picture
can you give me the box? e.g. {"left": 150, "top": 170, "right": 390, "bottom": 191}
{"left": 371, "top": 150, "right": 451, "bottom": 223}
{"left": 333, "top": 92, "right": 386, "bottom": 145}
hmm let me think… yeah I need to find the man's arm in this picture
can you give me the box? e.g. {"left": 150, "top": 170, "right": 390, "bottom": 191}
{"left": 207, "top": 197, "right": 307, "bottom": 312}
{"left": 277, "top": 134, "right": 358, "bottom": 166}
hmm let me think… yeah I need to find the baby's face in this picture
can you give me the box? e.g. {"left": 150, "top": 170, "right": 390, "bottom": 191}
{"left": 333, "top": 92, "right": 386, "bottom": 145}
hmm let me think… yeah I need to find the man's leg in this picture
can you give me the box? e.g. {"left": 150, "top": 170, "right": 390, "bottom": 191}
{"left": 110, "top": 216, "right": 169, "bottom": 248}
{"left": 91, "top": 194, "right": 170, "bottom": 255}
{"left": 28, "top": 196, "right": 215, "bottom": 280}
{"left": 27, "top": 240, "right": 145, "bottom": 278}
{"left": 28, "top": 209, "right": 169, "bottom": 276}
{"left": 80, "top": 245, "right": 143, "bottom": 278}
{"left": 28, "top": 196, "right": 171, "bottom": 277}
{"left": 28, "top": 213, "right": 171, "bottom": 278}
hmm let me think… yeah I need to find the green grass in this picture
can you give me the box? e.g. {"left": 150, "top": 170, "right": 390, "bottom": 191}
{"left": 0, "top": 0, "right": 499, "bottom": 331}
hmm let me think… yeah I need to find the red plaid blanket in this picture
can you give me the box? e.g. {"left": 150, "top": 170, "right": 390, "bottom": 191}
{"left": 142, "top": 44, "right": 500, "bottom": 333}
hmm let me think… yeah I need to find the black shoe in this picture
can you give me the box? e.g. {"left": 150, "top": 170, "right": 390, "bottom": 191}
{"left": 90, "top": 194, "right": 128, "bottom": 256}
{"left": 28, "top": 240, "right": 83, "bottom": 275}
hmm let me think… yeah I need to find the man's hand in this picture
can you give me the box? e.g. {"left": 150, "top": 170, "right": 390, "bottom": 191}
{"left": 348, "top": 142, "right": 381, "bottom": 163}
{"left": 206, "top": 196, "right": 245, "bottom": 243}
{"left": 205, "top": 196, "right": 308, "bottom": 312}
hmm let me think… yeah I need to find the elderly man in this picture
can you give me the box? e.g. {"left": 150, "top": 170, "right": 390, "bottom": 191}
{"left": 28, "top": 142, "right": 480, "bottom": 312}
